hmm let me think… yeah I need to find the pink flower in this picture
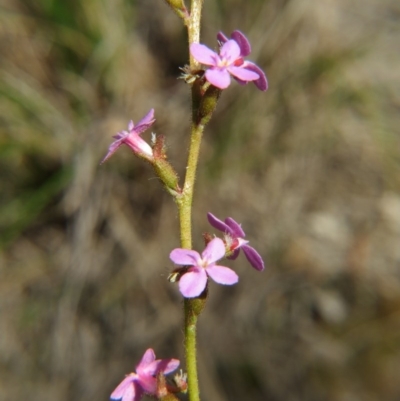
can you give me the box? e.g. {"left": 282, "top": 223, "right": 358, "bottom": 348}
{"left": 110, "top": 348, "right": 180, "bottom": 401}
{"left": 217, "top": 30, "right": 268, "bottom": 91}
{"left": 170, "top": 238, "right": 239, "bottom": 298}
{"left": 207, "top": 213, "right": 265, "bottom": 271}
{"left": 189, "top": 30, "right": 267, "bottom": 91}
{"left": 101, "top": 109, "right": 155, "bottom": 164}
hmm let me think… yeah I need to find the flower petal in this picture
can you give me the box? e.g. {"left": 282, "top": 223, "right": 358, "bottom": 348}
{"left": 170, "top": 249, "right": 201, "bottom": 266}
{"left": 124, "top": 133, "right": 153, "bottom": 158}
{"left": 217, "top": 31, "right": 229, "bottom": 44}
{"left": 111, "top": 375, "right": 136, "bottom": 400}
{"left": 206, "top": 265, "right": 239, "bottom": 285}
{"left": 190, "top": 43, "right": 218, "bottom": 66}
{"left": 121, "top": 382, "right": 136, "bottom": 401}
{"left": 137, "top": 108, "right": 155, "bottom": 127}
{"left": 179, "top": 267, "right": 208, "bottom": 298}
{"left": 163, "top": 358, "right": 180, "bottom": 374}
{"left": 136, "top": 349, "right": 156, "bottom": 374}
{"left": 231, "top": 30, "right": 251, "bottom": 57}
{"left": 242, "top": 244, "right": 265, "bottom": 271}
{"left": 220, "top": 40, "right": 241, "bottom": 64}
{"left": 243, "top": 62, "right": 268, "bottom": 91}
{"left": 202, "top": 238, "right": 226, "bottom": 264}
{"left": 207, "top": 212, "right": 233, "bottom": 235}
{"left": 224, "top": 217, "right": 246, "bottom": 238}
{"left": 112, "top": 130, "right": 129, "bottom": 140}
{"left": 150, "top": 358, "right": 180, "bottom": 375}
{"left": 100, "top": 138, "right": 124, "bottom": 164}
{"left": 227, "top": 66, "right": 259, "bottom": 82}
{"left": 135, "top": 109, "right": 156, "bottom": 134}
{"left": 205, "top": 68, "right": 231, "bottom": 89}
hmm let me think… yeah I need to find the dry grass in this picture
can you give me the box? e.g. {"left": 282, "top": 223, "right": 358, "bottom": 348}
{"left": 0, "top": 0, "right": 400, "bottom": 400}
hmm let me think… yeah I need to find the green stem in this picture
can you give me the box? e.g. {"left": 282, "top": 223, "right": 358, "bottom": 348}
{"left": 188, "top": 0, "right": 203, "bottom": 68}
{"left": 178, "top": 124, "right": 204, "bottom": 249}
{"left": 176, "top": 2, "right": 205, "bottom": 401}
{"left": 178, "top": 123, "right": 204, "bottom": 401}
{"left": 183, "top": 298, "right": 199, "bottom": 401}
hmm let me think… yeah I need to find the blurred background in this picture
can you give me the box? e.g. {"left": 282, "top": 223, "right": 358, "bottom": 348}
{"left": 1, "top": 0, "right": 400, "bottom": 400}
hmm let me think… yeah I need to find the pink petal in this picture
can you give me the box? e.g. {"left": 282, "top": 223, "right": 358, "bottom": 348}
{"left": 205, "top": 69, "right": 231, "bottom": 89}
{"left": 137, "top": 109, "right": 155, "bottom": 126}
{"left": 190, "top": 43, "right": 219, "bottom": 66}
{"left": 124, "top": 133, "right": 153, "bottom": 158}
{"left": 243, "top": 62, "right": 268, "bottom": 91}
{"left": 161, "top": 358, "right": 180, "bottom": 374}
{"left": 100, "top": 138, "right": 124, "bottom": 164}
{"left": 149, "top": 358, "right": 180, "bottom": 375}
{"left": 170, "top": 249, "right": 201, "bottom": 266}
{"left": 207, "top": 212, "right": 232, "bottom": 235}
{"left": 206, "top": 265, "right": 239, "bottom": 285}
{"left": 220, "top": 40, "right": 241, "bottom": 63}
{"left": 242, "top": 244, "right": 265, "bottom": 271}
{"left": 231, "top": 30, "right": 251, "bottom": 57}
{"left": 135, "top": 109, "right": 156, "bottom": 134}
{"left": 179, "top": 267, "right": 208, "bottom": 298}
{"left": 112, "top": 130, "right": 129, "bottom": 140}
{"left": 217, "top": 31, "right": 229, "bottom": 44}
{"left": 227, "top": 66, "right": 259, "bottom": 82}
{"left": 225, "top": 217, "right": 246, "bottom": 238}
{"left": 136, "top": 349, "right": 156, "bottom": 375}
{"left": 122, "top": 383, "right": 137, "bottom": 401}
{"left": 236, "top": 237, "right": 249, "bottom": 247}
{"left": 111, "top": 375, "right": 136, "bottom": 400}
{"left": 202, "top": 238, "right": 226, "bottom": 264}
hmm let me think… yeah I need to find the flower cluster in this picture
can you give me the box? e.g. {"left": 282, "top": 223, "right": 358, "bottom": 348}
{"left": 190, "top": 30, "right": 268, "bottom": 91}
{"left": 111, "top": 349, "right": 180, "bottom": 401}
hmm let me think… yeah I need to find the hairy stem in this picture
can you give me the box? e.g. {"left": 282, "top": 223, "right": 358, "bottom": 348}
{"left": 179, "top": 122, "right": 204, "bottom": 401}
{"left": 177, "top": 2, "right": 205, "bottom": 401}
{"left": 183, "top": 298, "right": 200, "bottom": 401}
{"left": 188, "top": 0, "right": 203, "bottom": 68}
{"left": 178, "top": 124, "right": 204, "bottom": 249}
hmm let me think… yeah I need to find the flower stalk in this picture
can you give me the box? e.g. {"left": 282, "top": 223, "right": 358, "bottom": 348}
{"left": 188, "top": 0, "right": 203, "bottom": 68}
{"left": 104, "top": 2, "right": 268, "bottom": 401}
{"left": 176, "top": 2, "right": 206, "bottom": 401}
